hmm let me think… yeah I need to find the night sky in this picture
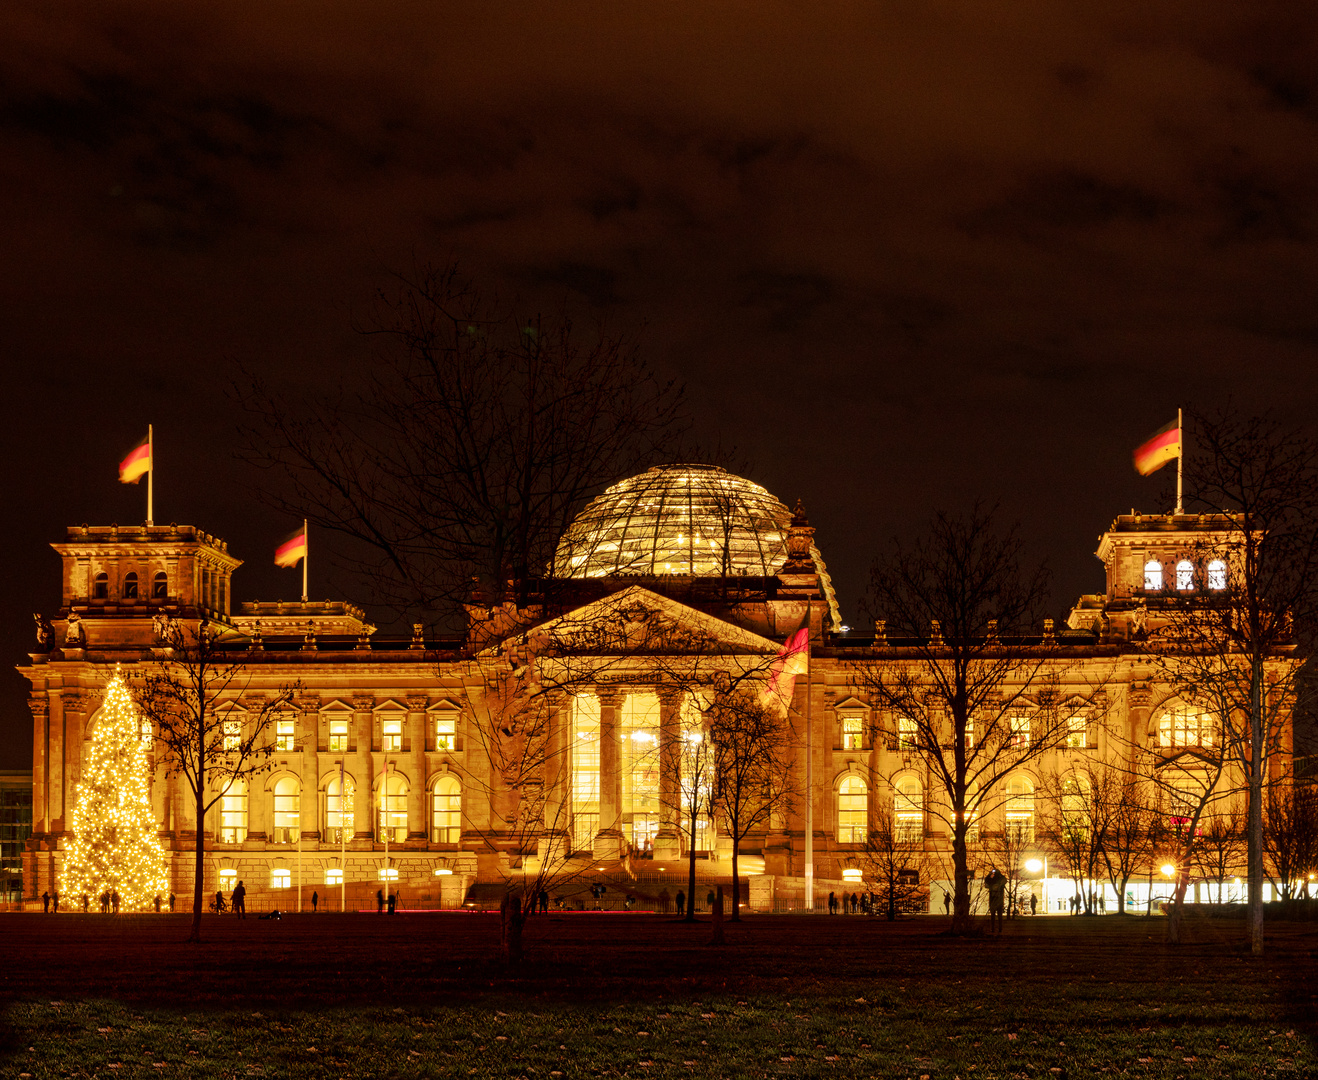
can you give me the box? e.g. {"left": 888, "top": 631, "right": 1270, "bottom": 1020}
{"left": 4, "top": 3, "right": 1318, "bottom": 769}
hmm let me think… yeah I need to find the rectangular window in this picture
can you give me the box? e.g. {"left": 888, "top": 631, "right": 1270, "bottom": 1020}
{"left": 571, "top": 694, "right": 601, "bottom": 851}
{"left": 219, "top": 786, "right": 247, "bottom": 844}
{"left": 897, "top": 717, "right": 917, "bottom": 751}
{"left": 841, "top": 715, "right": 863, "bottom": 750}
{"left": 271, "top": 868, "right": 291, "bottom": 889}
{"left": 222, "top": 719, "right": 241, "bottom": 753}
{"left": 1009, "top": 715, "right": 1030, "bottom": 749}
{"left": 329, "top": 719, "right": 349, "bottom": 752}
{"left": 1066, "top": 716, "right": 1087, "bottom": 750}
{"left": 272, "top": 785, "right": 299, "bottom": 844}
{"left": 381, "top": 718, "right": 402, "bottom": 753}
{"left": 435, "top": 717, "right": 457, "bottom": 751}
{"left": 964, "top": 721, "right": 974, "bottom": 752}
{"left": 275, "top": 720, "right": 296, "bottom": 753}
{"left": 325, "top": 868, "right": 343, "bottom": 886}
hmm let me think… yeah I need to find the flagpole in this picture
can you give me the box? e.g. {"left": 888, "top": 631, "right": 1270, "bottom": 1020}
{"left": 804, "top": 613, "right": 814, "bottom": 913}
{"left": 301, "top": 519, "right": 309, "bottom": 603}
{"left": 1176, "top": 408, "right": 1184, "bottom": 515}
{"left": 147, "top": 424, "right": 154, "bottom": 526}
{"left": 340, "top": 760, "right": 347, "bottom": 914}
{"left": 382, "top": 755, "right": 389, "bottom": 899}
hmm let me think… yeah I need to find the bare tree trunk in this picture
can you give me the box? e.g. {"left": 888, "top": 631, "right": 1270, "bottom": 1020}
{"left": 685, "top": 837, "right": 698, "bottom": 922}
{"left": 950, "top": 832, "right": 974, "bottom": 934}
{"left": 1248, "top": 665, "right": 1265, "bottom": 955}
{"left": 729, "top": 842, "right": 740, "bottom": 922}
{"left": 709, "top": 885, "right": 724, "bottom": 945}
{"left": 501, "top": 892, "right": 525, "bottom": 964}
{"left": 188, "top": 784, "right": 205, "bottom": 944}
{"left": 1166, "top": 875, "right": 1189, "bottom": 944}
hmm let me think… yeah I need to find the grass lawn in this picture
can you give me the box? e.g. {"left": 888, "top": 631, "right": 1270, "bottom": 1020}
{"left": 2, "top": 910, "right": 1315, "bottom": 1078}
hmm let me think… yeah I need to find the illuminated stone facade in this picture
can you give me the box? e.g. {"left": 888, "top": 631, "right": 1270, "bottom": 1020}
{"left": 19, "top": 475, "right": 1298, "bottom": 911}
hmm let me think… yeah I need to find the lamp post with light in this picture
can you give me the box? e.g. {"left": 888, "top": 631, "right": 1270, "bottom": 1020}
{"left": 1024, "top": 856, "right": 1048, "bottom": 914}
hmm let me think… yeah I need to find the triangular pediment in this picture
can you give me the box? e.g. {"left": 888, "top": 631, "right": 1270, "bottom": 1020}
{"left": 831, "top": 696, "right": 869, "bottom": 712}
{"left": 480, "top": 585, "right": 780, "bottom": 658}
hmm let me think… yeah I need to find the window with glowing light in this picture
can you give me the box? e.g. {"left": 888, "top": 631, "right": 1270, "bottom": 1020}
{"left": 837, "top": 775, "right": 868, "bottom": 844}
{"left": 622, "top": 692, "right": 660, "bottom": 848}
{"left": 1176, "top": 560, "right": 1195, "bottom": 591}
{"left": 219, "top": 780, "right": 247, "bottom": 844}
{"left": 329, "top": 718, "right": 349, "bottom": 752}
{"left": 377, "top": 773, "right": 407, "bottom": 843}
{"left": 272, "top": 776, "right": 299, "bottom": 844}
{"left": 1144, "top": 560, "right": 1163, "bottom": 590}
{"left": 325, "top": 774, "right": 355, "bottom": 844}
{"left": 325, "top": 867, "right": 343, "bottom": 886}
{"left": 381, "top": 717, "right": 402, "bottom": 753}
{"left": 1004, "top": 775, "right": 1035, "bottom": 844}
{"left": 271, "top": 868, "right": 291, "bottom": 889}
{"left": 841, "top": 714, "right": 863, "bottom": 750}
{"left": 275, "top": 719, "right": 295, "bottom": 753}
{"left": 571, "top": 694, "right": 601, "bottom": 851}
{"left": 964, "top": 721, "right": 974, "bottom": 751}
{"left": 1060, "top": 774, "right": 1090, "bottom": 841}
{"left": 435, "top": 716, "right": 457, "bottom": 751}
{"left": 1009, "top": 715, "right": 1030, "bottom": 749}
{"left": 1066, "top": 716, "right": 1087, "bottom": 749}
{"left": 1163, "top": 768, "right": 1210, "bottom": 826}
{"left": 378, "top": 867, "right": 399, "bottom": 881}
{"left": 897, "top": 716, "right": 917, "bottom": 751}
{"left": 1207, "top": 559, "right": 1227, "bottom": 590}
{"left": 138, "top": 717, "right": 152, "bottom": 748}
{"left": 123, "top": 571, "right": 138, "bottom": 599}
{"left": 152, "top": 570, "right": 168, "bottom": 599}
{"left": 1157, "top": 705, "right": 1214, "bottom": 748}
{"left": 431, "top": 775, "right": 461, "bottom": 843}
{"left": 222, "top": 719, "right": 241, "bottom": 752}
{"left": 678, "top": 694, "right": 714, "bottom": 853}
{"left": 894, "top": 776, "right": 923, "bottom": 844}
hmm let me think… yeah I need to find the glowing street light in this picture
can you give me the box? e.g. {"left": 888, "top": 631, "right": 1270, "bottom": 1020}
{"left": 1161, "top": 863, "right": 1177, "bottom": 878}
{"left": 1024, "top": 859, "right": 1043, "bottom": 874}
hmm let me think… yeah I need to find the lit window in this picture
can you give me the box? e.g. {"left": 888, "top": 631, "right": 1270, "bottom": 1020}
{"left": 1009, "top": 715, "right": 1030, "bottom": 748}
{"left": 1144, "top": 561, "right": 1163, "bottom": 590}
{"left": 842, "top": 714, "right": 863, "bottom": 750}
{"left": 326, "top": 774, "right": 355, "bottom": 844}
{"left": 329, "top": 719, "right": 349, "bottom": 752}
{"left": 1165, "top": 770, "right": 1209, "bottom": 824}
{"left": 271, "top": 868, "right": 291, "bottom": 889}
{"left": 381, "top": 718, "right": 402, "bottom": 753}
{"left": 93, "top": 572, "right": 108, "bottom": 600}
{"left": 275, "top": 719, "right": 296, "bottom": 753}
{"left": 435, "top": 716, "right": 457, "bottom": 751}
{"left": 1176, "top": 560, "right": 1195, "bottom": 591}
{"left": 272, "top": 776, "right": 299, "bottom": 844}
{"left": 123, "top": 571, "right": 138, "bottom": 599}
{"left": 894, "top": 776, "right": 923, "bottom": 844}
{"left": 325, "top": 867, "right": 343, "bottom": 886}
{"left": 378, "top": 867, "right": 399, "bottom": 881}
{"left": 1207, "top": 560, "right": 1227, "bottom": 590}
{"left": 222, "top": 719, "right": 241, "bottom": 752}
{"left": 1004, "top": 775, "right": 1034, "bottom": 844}
{"left": 964, "top": 721, "right": 974, "bottom": 751}
{"left": 1066, "top": 716, "right": 1087, "bottom": 750}
{"left": 1061, "top": 775, "right": 1089, "bottom": 840}
{"left": 1157, "top": 706, "right": 1214, "bottom": 748}
{"left": 571, "top": 694, "right": 601, "bottom": 851}
{"left": 837, "top": 775, "right": 868, "bottom": 844}
{"left": 431, "top": 775, "right": 461, "bottom": 843}
{"left": 219, "top": 780, "right": 247, "bottom": 844}
{"left": 897, "top": 717, "right": 917, "bottom": 751}
{"left": 219, "top": 868, "right": 237, "bottom": 884}
{"left": 377, "top": 773, "right": 408, "bottom": 843}
{"left": 138, "top": 717, "right": 152, "bottom": 747}
{"left": 152, "top": 570, "right": 168, "bottom": 599}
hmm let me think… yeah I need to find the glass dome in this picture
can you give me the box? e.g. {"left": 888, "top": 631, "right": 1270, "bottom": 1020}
{"left": 552, "top": 464, "right": 839, "bottom": 625}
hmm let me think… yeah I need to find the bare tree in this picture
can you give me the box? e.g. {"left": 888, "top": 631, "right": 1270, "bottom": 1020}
{"left": 1147, "top": 408, "right": 1318, "bottom": 953}
{"left": 1099, "top": 776, "right": 1157, "bottom": 915}
{"left": 706, "top": 689, "right": 796, "bottom": 921}
{"left": 135, "top": 619, "right": 298, "bottom": 943}
{"left": 855, "top": 807, "right": 933, "bottom": 920}
{"left": 854, "top": 503, "right": 1097, "bottom": 934}
{"left": 236, "top": 262, "right": 688, "bottom": 626}
{"left": 1039, "top": 766, "right": 1114, "bottom": 915}
{"left": 1192, "top": 805, "right": 1247, "bottom": 901}
{"left": 1263, "top": 776, "right": 1318, "bottom": 900}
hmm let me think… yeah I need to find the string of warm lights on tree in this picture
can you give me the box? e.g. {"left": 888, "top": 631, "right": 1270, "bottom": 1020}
{"left": 62, "top": 668, "right": 170, "bottom": 911}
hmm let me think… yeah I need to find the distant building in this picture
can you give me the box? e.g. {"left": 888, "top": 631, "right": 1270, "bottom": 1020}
{"left": 1, "top": 771, "right": 33, "bottom": 904}
{"left": 18, "top": 466, "right": 1298, "bottom": 911}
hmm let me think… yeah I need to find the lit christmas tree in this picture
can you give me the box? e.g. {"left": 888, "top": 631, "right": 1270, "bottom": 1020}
{"left": 63, "top": 668, "right": 170, "bottom": 911}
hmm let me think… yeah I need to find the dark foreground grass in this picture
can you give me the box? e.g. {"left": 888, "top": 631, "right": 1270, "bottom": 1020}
{"left": 3, "top": 913, "right": 1316, "bottom": 1078}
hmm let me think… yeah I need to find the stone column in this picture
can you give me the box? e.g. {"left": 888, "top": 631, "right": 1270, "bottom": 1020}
{"left": 654, "top": 687, "right": 682, "bottom": 861}
{"left": 539, "top": 692, "right": 570, "bottom": 859}
{"left": 406, "top": 696, "right": 428, "bottom": 840}
{"left": 1127, "top": 681, "right": 1152, "bottom": 757}
{"left": 594, "top": 688, "right": 624, "bottom": 858}
{"left": 298, "top": 698, "right": 320, "bottom": 842}
{"left": 30, "top": 696, "right": 48, "bottom": 837}
{"left": 50, "top": 691, "right": 78, "bottom": 835}
{"left": 353, "top": 697, "right": 374, "bottom": 841}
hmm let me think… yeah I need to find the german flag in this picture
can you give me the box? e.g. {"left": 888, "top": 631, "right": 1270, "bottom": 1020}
{"left": 761, "top": 609, "right": 810, "bottom": 715}
{"left": 275, "top": 525, "right": 307, "bottom": 568}
{"left": 119, "top": 435, "right": 151, "bottom": 484}
{"left": 1134, "top": 418, "right": 1180, "bottom": 476}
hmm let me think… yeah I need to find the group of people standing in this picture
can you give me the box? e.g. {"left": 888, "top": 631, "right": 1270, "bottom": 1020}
{"left": 827, "top": 891, "right": 871, "bottom": 915}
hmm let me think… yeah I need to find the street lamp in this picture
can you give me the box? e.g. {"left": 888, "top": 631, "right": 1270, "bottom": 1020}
{"left": 1023, "top": 855, "right": 1047, "bottom": 913}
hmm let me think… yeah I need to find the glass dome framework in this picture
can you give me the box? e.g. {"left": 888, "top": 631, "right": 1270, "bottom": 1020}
{"left": 552, "top": 464, "right": 839, "bottom": 625}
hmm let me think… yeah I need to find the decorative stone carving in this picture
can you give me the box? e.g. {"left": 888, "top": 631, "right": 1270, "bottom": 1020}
{"left": 64, "top": 612, "right": 85, "bottom": 646}
{"left": 778, "top": 501, "right": 816, "bottom": 573}
{"left": 33, "top": 613, "right": 53, "bottom": 651}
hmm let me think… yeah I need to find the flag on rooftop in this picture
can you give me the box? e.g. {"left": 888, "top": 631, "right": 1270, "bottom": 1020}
{"left": 118, "top": 434, "right": 151, "bottom": 484}
{"left": 1133, "top": 418, "right": 1181, "bottom": 476}
{"left": 761, "top": 608, "right": 810, "bottom": 715}
{"left": 275, "top": 524, "right": 308, "bottom": 568}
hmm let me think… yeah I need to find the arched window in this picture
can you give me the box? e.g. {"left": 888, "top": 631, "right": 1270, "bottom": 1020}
{"left": 377, "top": 773, "right": 408, "bottom": 843}
{"left": 431, "top": 775, "right": 461, "bottom": 844}
{"left": 123, "top": 571, "right": 138, "bottom": 599}
{"left": 219, "top": 780, "right": 247, "bottom": 844}
{"left": 93, "top": 572, "right": 109, "bottom": 599}
{"left": 1207, "top": 560, "right": 1227, "bottom": 590}
{"left": 1176, "top": 560, "right": 1195, "bottom": 591}
{"left": 1157, "top": 705, "right": 1214, "bottom": 748}
{"left": 837, "top": 775, "right": 867, "bottom": 844}
{"left": 1143, "top": 561, "right": 1162, "bottom": 590}
{"left": 153, "top": 570, "right": 168, "bottom": 599}
{"left": 272, "top": 777, "right": 299, "bottom": 844}
{"left": 1005, "top": 775, "right": 1034, "bottom": 844}
{"left": 326, "top": 774, "right": 355, "bottom": 844}
{"left": 893, "top": 776, "right": 923, "bottom": 844}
